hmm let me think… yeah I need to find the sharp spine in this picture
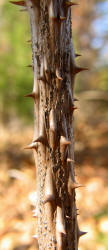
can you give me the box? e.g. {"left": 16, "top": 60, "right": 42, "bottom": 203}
{"left": 75, "top": 53, "right": 81, "bottom": 57}
{"left": 26, "top": 64, "right": 33, "bottom": 68}
{"left": 49, "top": 109, "right": 56, "bottom": 132}
{"left": 77, "top": 223, "right": 87, "bottom": 240}
{"left": 56, "top": 232, "right": 63, "bottom": 250}
{"left": 27, "top": 39, "right": 32, "bottom": 43}
{"left": 67, "top": 158, "right": 74, "bottom": 163}
{"left": 34, "top": 136, "right": 48, "bottom": 146}
{"left": 60, "top": 136, "right": 71, "bottom": 146}
{"left": 78, "top": 230, "right": 87, "bottom": 238}
{"left": 56, "top": 69, "right": 63, "bottom": 80}
{"left": 68, "top": 176, "right": 83, "bottom": 193}
{"left": 24, "top": 92, "right": 36, "bottom": 99}
{"left": 44, "top": 167, "right": 55, "bottom": 204}
{"left": 38, "top": 76, "right": 46, "bottom": 82}
{"left": 49, "top": 0, "right": 54, "bottom": 19}
{"left": 43, "top": 56, "right": 50, "bottom": 82}
{"left": 71, "top": 106, "right": 77, "bottom": 112}
{"left": 24, "top": 142, "right": 38, "bottom": 150}
{"left": 9, "top": 0, "right": 26, "bottom": 6}
{"left": 32, "top": 234, "right": 38, "bottom": 239}
{"left": 64, "top": 1, "right": 78, "bottom": 7}
{"left": 49, "top": 109, "right": 57, "bottom": 150}
{"left": 56, "top": 206, "right": 66, "bottom": 234}
{"left": 74, "top": 98, "right": 79, "bottom": 101}
{"left": 74, "top": 66, "right": 88, "bottom": 74}
{"left": 72, "top": 182, "right": 83, "bottom": 189}
{"left": 32, "top": 208, "right": 38, "bottom": 218}
{"left": 59, "top": 16, "right": 66, "bottom": 21}
{"left": 53, "top": 16, "right": 66, "bottom": 22}
{"left": 60, "top": 136, "right": 71, "bottom": 163}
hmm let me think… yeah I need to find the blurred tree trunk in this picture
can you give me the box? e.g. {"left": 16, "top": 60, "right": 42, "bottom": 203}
{"left": 72, "top": 0, "right": 98, "bottom": 92}
{"left": 25, "top": 0, "right": 85, "bottom": 249}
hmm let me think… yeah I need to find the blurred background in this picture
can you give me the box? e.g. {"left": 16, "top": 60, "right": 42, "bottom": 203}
{"left": 0, "top": 0, "right": 108, "bottom": 249}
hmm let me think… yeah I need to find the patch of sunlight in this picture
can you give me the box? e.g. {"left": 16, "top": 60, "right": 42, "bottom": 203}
{"left": 98, "top": 217, "right": 108, "bottom": 233}
{"left": 86, "top": 178, "right": 103, "bottom": 192}
{"left": 28, "top": 191, "right": 37, "bottom": 206}
{"left": 96, "top": 245, "right": 106, "bottom": 250}
{"left": 80, "top": 220, "right": 96, "bottom": 242}
{"left": 0, "top": 236, "right": 13, "bottom": 250}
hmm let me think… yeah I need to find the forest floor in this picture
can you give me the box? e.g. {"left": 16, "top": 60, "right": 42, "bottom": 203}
{"left": 0, "top": 114, "right": 108, "bottom": 250}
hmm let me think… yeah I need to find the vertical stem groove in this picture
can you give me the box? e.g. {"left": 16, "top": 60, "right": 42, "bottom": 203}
{"left": 26, "top": 1, "right": 83, "bottom": 249}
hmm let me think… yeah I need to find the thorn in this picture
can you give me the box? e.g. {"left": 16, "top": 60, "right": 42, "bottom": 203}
{"left": 33, "top": 213, "right": 37, "bottom": 217}
{"left": 44, "top": 168, "right": 55, "bottom": 229}
{"left": 71, "top": 182, "right": 83, "bottom": 189}
{"left": 68, "top": 174, "right": 84, "bottom": 195}
{"left": 34, "top": 136, "right": 48, "bottom": 147}
{"left": 24, "top": 142, "right": 38, "bottom": 150}
{"left": 56, "top": 231, "right": 63, "bottom": 250}
{"left": 56, "top": 206, "right": 66, "bottom": 234}
{"left": 26, "top": 64, "right": 32, "bottom": 68}
{"left": 59, "top": 16, "right": 66, "bottom": 21}
{"left": 67, "top": 158, "right": 74, "bottom": 163}
{"left": 49, "top": 109, "right": 56, "bottom": 132}
{"left": 68, "top": 179, "right": 83, "bottom": 191}
{"left": 75, "top": 53, "right": 82, "bottom": 57}
{"left": 64, "top": 1, "right": 79, "bottom": 7}
{"left": 77, "top": 223, "right": 87, "bottom": 240}
{"left": 56, "top": 69, "right": 63, "bottom": 80}
{"left": 43, "top": 57, "right": 50, "bottom": 82}
{"left": 72, "top": 106, "right": 77, "bottom": 109}
{"left": 74, "top": 66, "right": 88, "bottom": 74}
{"left": 38, "top": 114, "right": 46, "bottom": 145}
{"left": 49, "top": 0, "right": 54, "bottom": 19}
{"left": 49, "top": 109, "right": 57, "bottom": 150}
{"left": 76, "top": 208, "right": 79, "bottom": 213}
{"left": 44, "top": 168, "right": 55, "bottom": 204}
{"left": 44, "top": 195, "right": 55, "bottom": 204}
{"left": 32, "top": 208, "right": 38, "bottom": 218}
{"left": 26, "top": 64, "right": 34, "bottom": 70}
{"left": 9, "top": 0, "right": 26, "bottom": 6}
{"left": 38, "top": 76, "right": 46, "bottom": 82}
{"left": 60, "top": 136, "right": 71, "bottom": 163}
{"left": 53, "top": 16, "right": 66, "bottom": 23}
{"left": 66, "top": 215, "right": 70, "bottom": 219}
{"left": 77, "top": 223, "right": 87, "bottom": 243}
{"left": 60, "top": 136, "right": 71, "bottom": 146}
{"left": 78, "top": 231, "right": 87, "bottom": 238}
{"left": 32, "top": 234, "right": 38, "bottom": 239}
{"left": 73, "top": 98, "right": 79, "bottom": 102}
{"left": 71, "top": 106, "right": 78, "bottom": 113}
{"left": 27, "top": 39, "right": 32, "bottom": 43}
{"left": 45, "top": 70, "right": 50, "bottom": 82}
{"left": 24, "top": 92, "right": 36, "bottom": 99}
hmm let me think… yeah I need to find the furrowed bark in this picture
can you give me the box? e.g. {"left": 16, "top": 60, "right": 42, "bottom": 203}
{"left": 11, "top": 0, "right": 87, "bottom": 249}
{"left": 26, "top": 1, "right": 81, "bottom": 249}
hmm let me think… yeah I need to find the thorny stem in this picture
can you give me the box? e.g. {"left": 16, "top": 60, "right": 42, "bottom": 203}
{"left": 11, "top": 0, "right": 87, "bottom": 249}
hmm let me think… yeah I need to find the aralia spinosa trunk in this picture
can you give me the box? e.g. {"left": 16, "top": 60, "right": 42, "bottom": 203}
{"left": 10, "top": 0, "right": 88, "bottom": 249}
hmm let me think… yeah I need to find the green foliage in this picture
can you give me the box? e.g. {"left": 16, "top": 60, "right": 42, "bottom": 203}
{"left": 0, "top": 0, "right": 33, "bottom": 122}
{"left": 98, "top": 67, "right": 108, "bottom": 91}
{"left": 94, "top": 207, "right": 108, "bottom": 220}
{"left": 96, "top": 232, "right": 108, "bottom": 249}
{"left": 0, "top": 0, "right": 107, "bottom": 123}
